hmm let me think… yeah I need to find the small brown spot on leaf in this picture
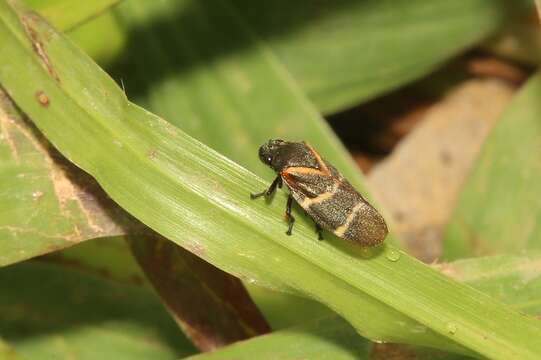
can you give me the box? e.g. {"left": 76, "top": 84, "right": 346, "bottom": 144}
{"left": 35, "top": 91, "right": 49, "bottom": 107}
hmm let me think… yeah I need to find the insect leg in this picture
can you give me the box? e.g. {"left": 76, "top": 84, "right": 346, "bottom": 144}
{"left": 315, "top": 223, "right": 324, "bottom": 241}
{"left": 250, "top": 176, "right": 282, "bottom": 199}
{"left": 285, "top": 194, "right": 295, "bottom": 236}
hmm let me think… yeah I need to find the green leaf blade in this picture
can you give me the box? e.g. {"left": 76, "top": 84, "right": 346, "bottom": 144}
{"left": 233, "top": 0, "right": 527, "bottom": 113}
{"left": 64, "top": 1, "right": 529, "bottom": 114}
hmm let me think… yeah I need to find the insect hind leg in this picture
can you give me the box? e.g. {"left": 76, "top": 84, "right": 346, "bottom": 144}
{"left": 250, "top": 176, "right": 282, "bottom": 199}
{"left": 285, "top": 195, "right": 295, "bottom": 236}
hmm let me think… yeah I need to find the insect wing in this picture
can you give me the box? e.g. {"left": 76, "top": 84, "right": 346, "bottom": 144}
{"left": 281, "top": 168, "right": 334, "bottom": 201}
{"left": 283, "top": 166, "right": 387, "bottom": 246}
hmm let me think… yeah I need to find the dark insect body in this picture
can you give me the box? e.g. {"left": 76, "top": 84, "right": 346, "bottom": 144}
{"left": 251, "top": 139, "right": 388, "bottom": 246}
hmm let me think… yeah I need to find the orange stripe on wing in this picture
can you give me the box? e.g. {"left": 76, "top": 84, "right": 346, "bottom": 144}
{"left": 283, "top": 166, "right": 323, "bottom": 176}
{"left": 304, "top": 142, "right": 330, "bottom": 175}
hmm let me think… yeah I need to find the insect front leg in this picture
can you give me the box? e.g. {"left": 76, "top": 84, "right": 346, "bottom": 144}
{"left": 315, "top": 223, "right": 324, "bottom": 241}
{"left": 250, "top": 176, "right": 282, "bottom": 199}
{"left": 285, "top": 194, "right": 295, "bottom": 236}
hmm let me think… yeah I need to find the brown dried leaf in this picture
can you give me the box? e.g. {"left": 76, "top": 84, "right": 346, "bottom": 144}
{"left": 367, "top": 78, "right": 515, "bottom": 261}
{"left": 128, "top": 233, "right": 271, "bottom": 351}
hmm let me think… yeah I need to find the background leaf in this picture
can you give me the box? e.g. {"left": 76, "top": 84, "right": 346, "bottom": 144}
{"left": 436, "top": 253, "right": 541, "bottom": 315}
{"left": 0, "top": 88, "right": 129, "bottom": 266}
{"left": 231, "top": 0, "right": 530, "bottom": 114}
{"left": 443, "top": 73, "right": 541, "bottom": 259}
{"left": 67, "top": 12, "right": 126, "bottom": 67}
{"left": 1, "top": 2, "right": 540, "bottom": 358}
{"left": 0, "top": 261, "right": 197, "bottom": 360}
{"left": 23, "top": 0, "right": 121, "bottom": 30}
{"left": 54, "top": 0, "right": 531, "bottom": 115}
{"left": 0, "top": 339, "right": 22, "bottom": 360}
{"left": 186, "top": 316, "right": 372, "bottom": 360}
{"left": 43, "top": 236, "right": 147, "bottom": 284}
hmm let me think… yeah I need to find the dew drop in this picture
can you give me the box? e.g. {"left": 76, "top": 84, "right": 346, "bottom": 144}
{"left": 447, "top": 322, "right": 458, "bottom": 335}
{"left": 386, "top": 249, "right": 401, "bottom": 262}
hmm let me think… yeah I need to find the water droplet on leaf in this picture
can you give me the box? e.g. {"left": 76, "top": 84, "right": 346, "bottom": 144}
{"left": 447, "top": 322, "right": 458, "bottom": 335}
{"left": 386, "top": 249, "right": 401, "bottom": 262}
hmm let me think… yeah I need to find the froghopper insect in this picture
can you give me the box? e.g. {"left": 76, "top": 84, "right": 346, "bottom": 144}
{"left": 251, "top": 139, "right": 388, "bottom": 246}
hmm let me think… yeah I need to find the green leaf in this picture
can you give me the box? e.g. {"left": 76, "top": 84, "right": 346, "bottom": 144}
{"left": 108, "top": 0, "right": 395, "bottom": 332}
{"left": 67, "top": 11, "right": 126, "bottom": 67}
{"left": 436, "top": 253, "right": 541, "bottom": 315}
{"left": 1, "top": 79, "right": 269, "bottom": 349}
{"left": 64, "top": 1, "right": 528, "bottom": 115}
{"left": 44, "top": 236, "right": 148, "bottom": 284}
{"left": 443, "top": 73, "right": 541, "bottom": 259}
{"left": 1, "top": 75, "right": 271, "bottom": 348}
{"left": 232, "top": 0, "right": 529, "bottom": 114}
{"left": 187, "top": 316, "right": 372, "bottom": 360}
{"left": 0, "top": 261, "right": 197, "bottom": 360}
{"left": 0, "top": 339, "right": 22, "bottom": 360}
{"left": 245, "top": 285, "right": 332, "bottom": 331}
{"left": 1, "top": 1, "right": 540, "bottom": 358}
{"left": 189, "top": 253, "right": 541, "bottom": 360}
{"left": 108, "top": 0, "right": 381, "bottom": 202}
{"left": 0, "top": 88, "right": 130, "bottom": 266}
{"left": 23, "top": 0, "right": 121, "bottom": 31}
